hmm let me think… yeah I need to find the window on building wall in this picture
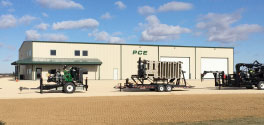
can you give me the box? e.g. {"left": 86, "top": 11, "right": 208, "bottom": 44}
{"left": 75, "top": 50, "right": 80, "bottom": 56}
{"left": 28, "top": 50, "right": 32, "bottom": 56}
{"left": 27, "top": 69, "right": 31, "bottom": 74}
{"left": 83, "top": 50, "right": 88, "bottom": 56}
{"left": 50, "top": 50, "right": 56, "bottom": 56}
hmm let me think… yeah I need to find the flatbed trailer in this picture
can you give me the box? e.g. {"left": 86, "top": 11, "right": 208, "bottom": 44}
{"left": 117, "top": 58, "right": 190, "bottom": 92}
{"left": 39, "top": 77, "right": 88, "bottom": 93}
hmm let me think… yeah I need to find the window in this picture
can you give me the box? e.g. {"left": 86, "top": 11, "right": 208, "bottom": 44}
{"left": 27, "top": 69, "right": 32, "bottom": 74}
{"left": 75, "top": 50, "right": 80, "bottom": 56}
{"left": 83, "top": 50, "right": 88, "bottom": 56}
{"left": 28, "top": 50, "right": 32, "bottom": 56}
{"left": 50, "top": 50, "right": 56, "bottom": 56}
{"left": 27, "top": 50, "right": 32, "bottom": 57}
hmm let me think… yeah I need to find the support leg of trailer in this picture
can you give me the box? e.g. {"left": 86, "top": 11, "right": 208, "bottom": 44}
{"left": 40, "top": 77, "right": 43, "bottom": 94}
{"left": 85, "top": 77, "right": 88, "bottom": 91}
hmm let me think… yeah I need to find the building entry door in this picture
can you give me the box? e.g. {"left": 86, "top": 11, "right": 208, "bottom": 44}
{"left": 113, "top": 68, "right": 118, "bottom": 80}
{"left": 36, "top": 68, "right": 42, "bottom": 79}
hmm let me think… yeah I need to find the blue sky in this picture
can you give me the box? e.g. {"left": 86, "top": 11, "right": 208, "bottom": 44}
{"left": 0, "top": 0, "right": 264, "bottom": 73}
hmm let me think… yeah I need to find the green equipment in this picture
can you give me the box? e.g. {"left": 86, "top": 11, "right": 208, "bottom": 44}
{"left": 43, "top": 66, "right": 88, "bottom": 93}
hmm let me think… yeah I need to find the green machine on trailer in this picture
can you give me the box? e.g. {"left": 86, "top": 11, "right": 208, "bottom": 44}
{"left": 41, "top": 65, "right": 89, "bottom": 93}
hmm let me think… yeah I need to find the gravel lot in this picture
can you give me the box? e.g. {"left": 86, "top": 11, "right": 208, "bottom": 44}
{"left": 0, "top": 77, "right": 264, "bottom": 99}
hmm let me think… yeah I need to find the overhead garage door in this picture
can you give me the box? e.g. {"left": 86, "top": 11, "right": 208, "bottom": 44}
{"left": 160, "top": 57, "right": 190, "bottom": 79}
{"left": 201, "top": 58, "right": 228, "bottom": 78}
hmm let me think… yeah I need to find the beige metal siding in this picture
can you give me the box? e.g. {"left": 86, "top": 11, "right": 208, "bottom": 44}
{"left": 23, "top": 42, "right": 234, "bottom": 80}
{"left": 19, "top": 41, "right": 32, "bottom": 60}
{"left": 18, "top": 42, "right": 32, "bottom": 79}
{"left": 32, "top": 42, "right": 120, "bottom": 80}
{"left": 196, "top": 48, "right": 234, "bottom": 79}
{"left": 159, "top": 47, "right": 195, "bottom": 79}
{"left": 121, "top": 45, "right": 158, "bottom": 79}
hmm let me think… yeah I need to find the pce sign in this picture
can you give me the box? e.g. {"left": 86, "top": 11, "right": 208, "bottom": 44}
{"left": 133, "top": 50, "right": 147, "bottom": 55}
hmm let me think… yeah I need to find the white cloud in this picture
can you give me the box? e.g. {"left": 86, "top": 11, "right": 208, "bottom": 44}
{"left": 52, "top": 18, "right": 99, "bottom": 30}
{"left": 115, "top": 1, "right": 126, "bottom": 9}
{"left": 0, "top": 14, "right": 16, "bottom": 29}
{"left": 89, "top": 30, "right": 125, "bottom": 43}
{"left": 25, "top": 30, "right": 41, "bottom": 41}
{"left": 196, "top": 11, "right": 263, "bottom": 43}
{"left": 36, "top": 0, "right": 84, "bottom": 9}
{"left": 19, "top": 15, "right": 37, "bottom": 24}
{"left": 101, "top": 12, "right": 112, "bottom": 19}
{"left": 158, "top": 1, "right": 193, "bottom": 12}
{"left": 138, "top": 6, "right": 155, "bottom": 16}
{"left": 1, "top": 0, "right": 12, "bottom": 7}
{"left": 25, "top": 30, "right": 68, "bottom": 41}
{"left": 34, "top": 23, "right": 49, "bottom": 30}
{"left": 109, "top": 37, "right": 124, "bottom": 43}
{"left": 42, "top": 12, "right": 48, "bottom": 17}
{"left": 90, "top": 31, "right": 109, "bottom": 41}
{"left": 42, "top": 34, "right": 68, "bottom": 41}
{"left": 140, "top": 15, "right": 191, "bottom": 42}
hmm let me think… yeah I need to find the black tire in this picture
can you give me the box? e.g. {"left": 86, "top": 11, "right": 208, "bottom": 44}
{"left": 63, "top": 82, "right": 76, "bottom": 93}
{"left": 257, "top": 81, "right": 264, "bottom": 90}
{"left": 165, "top": 85, "right": 172, "bottom": 92}
{"left": 157, "top": 85, "right": 165, "bottom": 92}
{"left": 246, "top": 85, "right": 254, "bottom": 89}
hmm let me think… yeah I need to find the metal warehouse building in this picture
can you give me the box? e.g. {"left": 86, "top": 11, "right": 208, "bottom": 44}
{"left": 12, "top": 41, "right": 234, "bottom": 80}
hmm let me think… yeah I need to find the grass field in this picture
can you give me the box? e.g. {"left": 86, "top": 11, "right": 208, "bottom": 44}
{"left": 0, "top": 94, "right": 264, "bottom": 124}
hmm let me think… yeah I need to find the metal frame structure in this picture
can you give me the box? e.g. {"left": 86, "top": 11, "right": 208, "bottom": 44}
{"left": 119, "top": 58, "right": 188, "bottom": 92}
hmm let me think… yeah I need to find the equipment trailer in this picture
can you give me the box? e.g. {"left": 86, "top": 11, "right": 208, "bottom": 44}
{"left": 20, "top": 66, "right": 89, "bottom": 93}
{"left": 201, "top": 60, "right": 264, "bottom": 90}
{"left": 118, "top": 58, "right": 189, "bottom": 92}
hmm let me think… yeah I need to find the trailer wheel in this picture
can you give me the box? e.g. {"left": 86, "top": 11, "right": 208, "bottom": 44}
{"left": 157, "top": 85, "right": 165, "bottom": 92}
{"left": 257, "top": 81, "right": 264, "bottom": 90}
{"left": 165, "top": 85, "right": 172, "bottom": 92}
{"left": 63, "top": 82, "right": 76, "bottom": 93}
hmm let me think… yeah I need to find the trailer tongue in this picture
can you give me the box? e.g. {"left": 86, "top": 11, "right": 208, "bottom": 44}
{"left": 117, "top": 58, "right": 190, "bottom": 92}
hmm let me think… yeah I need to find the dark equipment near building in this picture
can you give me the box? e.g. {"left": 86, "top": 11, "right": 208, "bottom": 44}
{"left": 117, "top": 58, "right": 188, "bottom": 92}
{"left": 42, "top": 66, "right": 89, "bottom": 93}
{"left": 20, "top": 66, "right": 89, "bottom": 94}
{"left": 201, "top": 60, "right": 264, "bottom": 90}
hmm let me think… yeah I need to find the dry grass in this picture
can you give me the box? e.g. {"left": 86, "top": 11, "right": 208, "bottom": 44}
{"left": 0, "top": 94, "right": 264, "bottom": 124}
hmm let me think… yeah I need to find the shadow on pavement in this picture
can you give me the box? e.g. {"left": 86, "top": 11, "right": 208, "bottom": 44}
{"left": 115, "top": 88, "right": 189, "bottom": 92}
{"left": 205, "top": 87, "right": 257, "bottom": 90}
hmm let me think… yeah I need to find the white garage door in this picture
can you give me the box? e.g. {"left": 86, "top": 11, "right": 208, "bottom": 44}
{"left": 160, "top": 57, "right": 190, "bottom": 79}
{"left": 201, "top": 58, "right": 228, "bottom": 78}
